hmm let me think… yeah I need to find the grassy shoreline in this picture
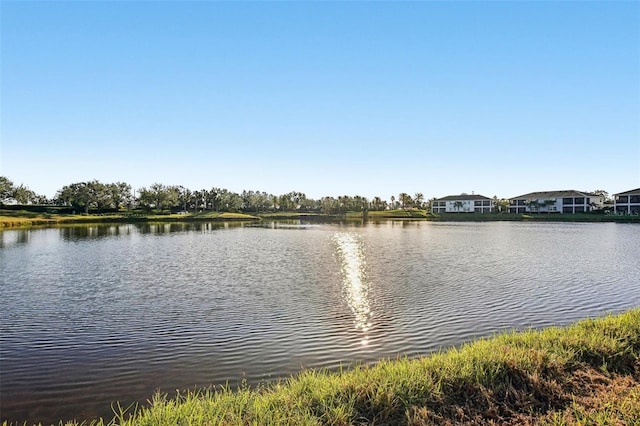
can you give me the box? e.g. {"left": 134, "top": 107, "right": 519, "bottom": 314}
{"left": 4, "top": 309, "right": 639, "bottom": 425}
{"left": 2, "top": 209, "right": 639, "bottom": 228}
{"left": 0, "top": 211, "right": 261, "bottom": 228}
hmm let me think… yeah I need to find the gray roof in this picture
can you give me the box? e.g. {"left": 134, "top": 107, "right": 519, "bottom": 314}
{"left": 509, "top": 190, "right": 594, "bottom": 200}
{"left": 613, "top": 188, "right": 640, "bottom": 196}
{"left": 434, "top": 193, "right": 492, "bottom": 201}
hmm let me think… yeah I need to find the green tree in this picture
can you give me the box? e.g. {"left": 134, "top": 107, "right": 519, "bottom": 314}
{"left": 108, "top": 182, "right": 133, "bottom": 210}
{"left": 320, "top": 196, "right": 339, "bottom": 214}
{"left": 218, "top": 189, "right": 242, "bottom": 211}
{"left": 56, "top": 182, "right": 94, "bottom": 213}
{"left": 414, "top": 192, "right": 424, "bottom": 209}
{"left": 493, "top": 196, "right": 510, "bottom": 213}
{"left": 149, "top": 183, "right": 166, "bottom": 209}
{"left": 194, "top": 189, "right": 208, "bottom": 211}
{"left": 398, "top": 193, "right": 412, "bottom": 209}
{"left": 526, "top": 199, "right": 541, "bottom": 214}
{"left": 370, "top": 196, "right": 385, "bottom": 211}
{"left": 136, "top": 187, "right": 155, "bottom": 212}
{"left": 88, "top": 180, "right": 111, "bottom": 210}
{"left": 177, "top": 186, "right": 191, "bottom": 212}
{"left": 352, "top": 195, "right": 368, "bottom": 212}
{"left": 0, "top": 176, "right": 15, "bottom": 204}
{"left": 136, "top": 183, "right": 179, "bottom": 212}
{"left": 209, "top": 188, "right": 222, "bottom": 211}
{"left": 13, "top": 184, "right": 36, "bottom": 204}
{"left": 592, "top": 190, "right": 610, "bottom": 204}
{"left": 543, "top": 199, "right": 556, "bottom": 212}
{"left": 453, "top": 201, "right": 464, "bottom": 213}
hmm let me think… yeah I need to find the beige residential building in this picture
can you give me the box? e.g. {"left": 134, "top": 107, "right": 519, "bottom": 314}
{"left": 508, "top": 190, "right": 603, "bottom": 214}
{"left": 431, "top": 193, "right": 494, "bottom": 213}
{"left": 613, "top": 188, "right": 640, "bottom": 214}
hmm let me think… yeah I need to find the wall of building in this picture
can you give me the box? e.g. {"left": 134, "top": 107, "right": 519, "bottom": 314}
{"left": 509, "top": 195, "right": 603, "bottom": 214}
{"left": 614, "top": 193, "right": 640, "bottom": 214}
{"left": 431, "top": 199, "right": 493, "bottom": 213}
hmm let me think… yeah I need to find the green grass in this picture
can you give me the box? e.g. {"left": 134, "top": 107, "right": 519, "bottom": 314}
{"left": 6, "top": 309, "right": 639, "bottom": 426}
{"left": 3, "top": 209, "right": 638, "bottom": 228}
{"left": 362, "top": 209, "right": 431, "bottom": 219}
{"left": 0, "top": 210, "right": 260, "bottom": 228}
{"left": 0, "top": 211, "right": 127, "bottom": 228}
{"left": 257, "top": 212, "right": 331, "bottom": 220}
{"left": 431, "top": 212, "right": 640, "bottom": 222}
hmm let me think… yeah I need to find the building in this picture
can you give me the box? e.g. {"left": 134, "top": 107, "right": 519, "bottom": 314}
{"left": 431, "top": 193, "right": 494, "bottom": 213}
{"left": 613, "top": 188, "right": 640, "bottom": 214}
{"left": 508, "top": 190, "right": 603, "bottom": 214}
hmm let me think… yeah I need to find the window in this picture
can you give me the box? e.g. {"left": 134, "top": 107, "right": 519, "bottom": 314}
{"left": 562, "top": 198, "right": 573, "bottom": 204}
{"left": 574, "top": 206, "right": 585, "bottom": 213}
{"left": 617, "top": 196, "right": 629, "bottom": 203}
{"left": 630, "top": 195, "right": 640, "bottom": 203}
{"left": 474, "top": 201, "right": 482, "bottom": 206}
{"left": 563, "top": 206, "right": 574, "bottom": 213}
{"left": 517, "top": 200, "right": 526, "bottom": 206}
{"left": 483, "top": 201, "right": 491, "bottom": 206}
{"left": 574, "top": 197, "right": 584, "bottom": 204}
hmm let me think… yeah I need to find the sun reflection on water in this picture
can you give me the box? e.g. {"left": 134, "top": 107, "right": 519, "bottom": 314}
{"left": 332, "top": 232, "right": 372, "bottom": 345}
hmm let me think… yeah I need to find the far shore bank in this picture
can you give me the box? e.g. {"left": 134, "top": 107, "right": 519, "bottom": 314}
{"left": 1, "top": 209, "right": 639, "bottom": 228}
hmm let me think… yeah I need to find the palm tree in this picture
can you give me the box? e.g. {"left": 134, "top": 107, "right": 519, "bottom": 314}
{"left": 453, "top": 201, "right": 464, "bottom": 213}
{"left": 371, "top": 196, "right": 383, "bottom": 211}
{"left": 414, "top": 192, "right": 424, "bottom": 209}
{"left": 543, "top": 199, "right": 556, "bottom": 213}
{"left": 399, "top": 193, "right": 412, "bottom": 209}
{"left": 526, "top": 199, "right": 541, "bottom": 214}
{"left": 496, "top": 198, "right": 510, "bottom": 213}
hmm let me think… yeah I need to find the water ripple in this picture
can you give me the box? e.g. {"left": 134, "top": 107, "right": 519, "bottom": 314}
{"left": 1, "top": 222, "right": 639, "bottom": 424}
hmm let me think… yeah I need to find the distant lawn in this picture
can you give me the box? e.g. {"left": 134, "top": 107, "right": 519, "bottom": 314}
{"left": 432, "top": 212, "right": 640, "bottom": 222}
{"left": 258, "top": 212, "right": 328, "bottom": 219}
{"left": 365, "top": 209, "right": 430, "bottom": 219}
{"left": 0, "top": 210, "right": 127, "bottom": 228}
{"left": 0, "top": 210, "right": 259, "bottom": 228}
{"left": 3, "top": 209, "right": 638, "bottom": 228}
{"left": 150, "top": 212, "right": 259, "bottom": 220}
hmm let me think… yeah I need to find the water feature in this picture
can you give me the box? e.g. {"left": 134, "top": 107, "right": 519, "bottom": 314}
{"left": 1, "top": 220, "right": 639, "bottom": 423}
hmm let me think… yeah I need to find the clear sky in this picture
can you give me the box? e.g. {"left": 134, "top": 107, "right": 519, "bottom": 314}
{"left": 1, "top": 1, "right": 638, "bottom": 201}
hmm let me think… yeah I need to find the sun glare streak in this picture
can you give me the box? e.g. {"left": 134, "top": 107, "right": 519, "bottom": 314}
{"left": 332, "top": 232, "right": 372, "bottom": 345}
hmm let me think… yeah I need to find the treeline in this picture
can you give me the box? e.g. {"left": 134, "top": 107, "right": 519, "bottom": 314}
{"left": 0, "top": 176, "right": 428, "bottom": 214}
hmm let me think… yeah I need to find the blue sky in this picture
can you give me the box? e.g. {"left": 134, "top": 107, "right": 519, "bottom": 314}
{"left": 1, "top": 1, "right": 638, "bottom": 200}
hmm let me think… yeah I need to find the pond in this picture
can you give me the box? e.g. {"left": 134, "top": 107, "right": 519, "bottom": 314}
{"left": 1, "top": 220, "right": 639, "bottom": 424}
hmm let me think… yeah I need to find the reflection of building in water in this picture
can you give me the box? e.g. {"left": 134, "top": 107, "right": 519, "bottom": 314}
{"left": 332, "top": 232, "right": 372, "bottom": 344}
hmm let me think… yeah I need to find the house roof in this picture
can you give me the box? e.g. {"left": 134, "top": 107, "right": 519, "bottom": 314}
{"left": 509, "top": 190, "right": 594, "bottom": 200}
{"left": 434, "top": 193, "right": 492, "bottom": 201}
{"left": 613, "top": 188, "right": 640, "bottom": 196}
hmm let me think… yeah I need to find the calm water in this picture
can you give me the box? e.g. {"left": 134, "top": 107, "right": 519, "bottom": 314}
{"left": 1, "top": 221, "right": 639, "bottom": 424}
